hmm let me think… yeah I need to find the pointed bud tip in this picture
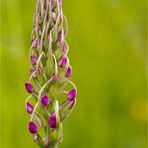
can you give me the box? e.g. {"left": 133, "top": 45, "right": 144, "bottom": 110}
{"left": 26, "top": 102, "right": 34, "bottom": 114}
{"left": 68, "top": 88, "right": 77, "bottom": 101}
{"left": 66, "top": 66, "right": 72, "bottom": 78}
{"left": 58, "top": 55, "right": 68, "bottom": 67}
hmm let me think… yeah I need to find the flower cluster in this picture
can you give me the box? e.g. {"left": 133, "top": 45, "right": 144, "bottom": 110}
{"left": 25, "top": 0, "right": 77, "bottom": 147}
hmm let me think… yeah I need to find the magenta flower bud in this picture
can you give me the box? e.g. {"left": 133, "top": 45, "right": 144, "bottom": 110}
{"left": 25, "top": 82, "right": 34, "bottom": 93}
{"left": 49, "top": 114, "right": 56, "bottom": 128}
{"left": 30, "top": 68, "right": 36, "bottom": 78}
{"left": 62, "top": 42, "right": 69, "bottom": 53}
{"left": 66, "top": 66, "right": 72, "bottom": 78}
{"left": 36, "top": 40, "right": 40, "bottom": 49}
{"left": 55, "top": 30, "right": 64, "bottom": 47}
{"left": 38, "top": 65, "right": 42, "bottom": 74}
{"left": 26, "top": 102, "right": 34, "bottom": 114}
{"left": 30, "top": 55, "right": 38, "bottom": 64}
{"left": 25, "top": 0, "right": 77, "bottom": 146}
{"left": 56, "top": 38, "right": 61, "bottom": 47}
{"left": 67, "top": 89, "right": 77, "bottom": 101}
{"left": 30, "top": 68, "right": 35, "bottom": 75}
{"left": 32, "top": 39, "right": 36, "bottom": 47}
{"left": 29, "top": 121, "right": 38, "bottom": 134}
{"left": 58, "top": 55, "right": 68, "bottom": 67}
{"left": 41, "top": 95, "right": 49, "bottom": 106}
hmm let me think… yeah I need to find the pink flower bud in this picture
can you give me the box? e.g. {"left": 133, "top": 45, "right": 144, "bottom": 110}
{"left": 36, "top": 40, "right": 40, "bottom": 49}
{"left": 26, "top": 102, "right": 34, "bottom": 114}
{"left": 41, "top": 95, "right": 50, "bottom": 106}
{"left": 30, "top": 68, "right": 36, "bottom": 78}
{"left": 49, "top": 114, "right": 56, "bottom": 128}
{"left": 58, "top": 55, "right": 68, "bottom": 67}
{"left": 29, "top": 121, "right": 38, "bottom": 134}
{"left": 68, "top": 89, "right": 77, "bottom": 101}
{"left": 66, "top": 66, "right": 72, "bottom": 78}
{"left": 63, "top": 42, "right": 69, "bottom": 53}
{"left": 30, "top": 55, "right": 38, "bottom": 65}
{"left": 25, "top": 83, "right": 34, "bottom": 93}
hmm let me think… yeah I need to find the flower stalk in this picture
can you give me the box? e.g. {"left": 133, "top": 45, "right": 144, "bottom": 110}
{"left": 25, "top": 0, "right": 77, "bottom": 147}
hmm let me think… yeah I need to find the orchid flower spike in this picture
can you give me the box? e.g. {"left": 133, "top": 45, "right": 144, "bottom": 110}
{"left": 25, "top": 0, "right": 77, "bottom": 147}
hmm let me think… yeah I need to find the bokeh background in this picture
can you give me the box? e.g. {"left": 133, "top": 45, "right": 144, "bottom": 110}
{"left": 0, "top": 0, "right": 147, "bottom": 148}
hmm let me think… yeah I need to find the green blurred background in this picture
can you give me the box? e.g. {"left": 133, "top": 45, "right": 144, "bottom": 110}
{"left": 0, "top": 0, "right": 147, "bottom": 147}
